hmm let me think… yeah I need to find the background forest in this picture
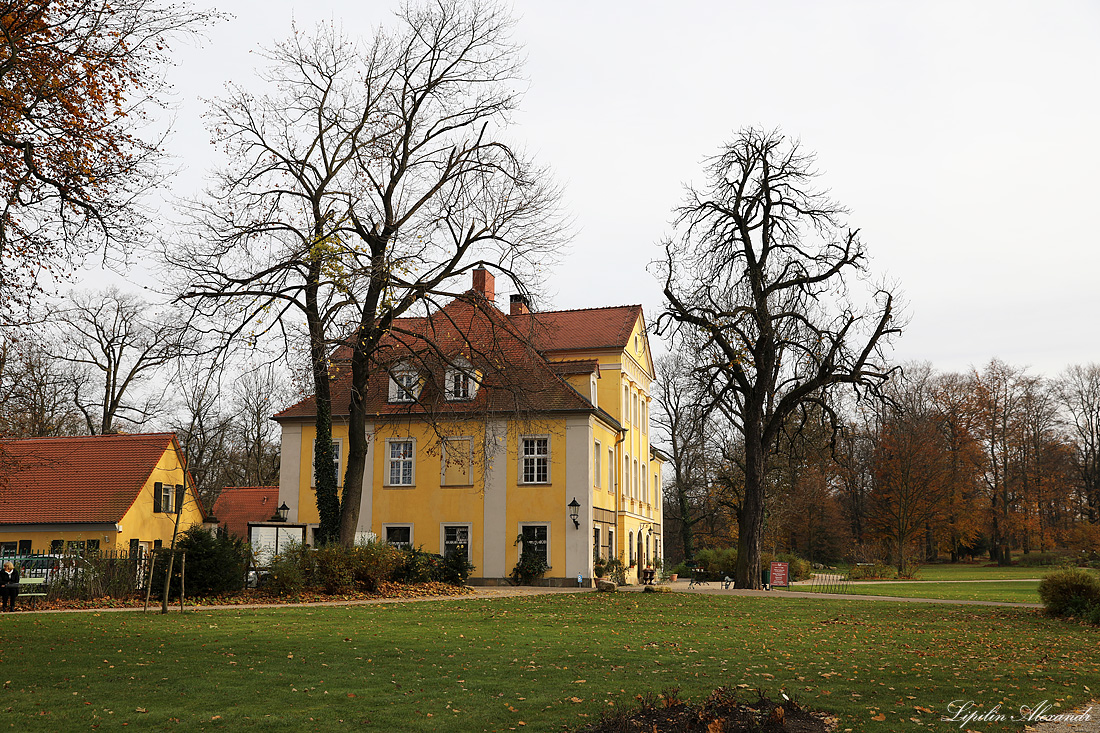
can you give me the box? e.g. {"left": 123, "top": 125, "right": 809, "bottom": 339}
{"left": 657, "top": 353, "right": 1100, "bottom": 571}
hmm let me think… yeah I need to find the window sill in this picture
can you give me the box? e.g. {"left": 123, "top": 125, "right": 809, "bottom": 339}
{"left": 383, "top": 484, "right": 416, "bottom": 489}
{"left": 518, "top": 482, "right": 552, "bottom": 487}
{"left": 442, "top": 483, "right": 475, "bottom": 489}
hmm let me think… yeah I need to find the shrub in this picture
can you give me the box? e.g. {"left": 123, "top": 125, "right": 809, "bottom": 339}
{"left": 509, "top": 551, "right": 549, "bottom": 585}
{"left": 267, "top": 542, "right": 315, "bottom": 596}
{"left": 1017, "top": 552, "right": 1072, "bottom": 568}
{"left": 314, "top": 544, "right": 356, "bottom": 594}
{"left": 604, "top": 557, "right": 627, "bottom": 585}
{"left": 848, "top": 562, "right": 898, "bottom": 580}
{"left": 695, "top": 547, "right": 737, "bottom": 575}
{"left": 396, "top": 546, "right": 444, "bottom": 584}
{"left": 349, "top": 541, "right": 404, "bottom": 592}
{"left": 175, "top": 527, "right": 250, "bottom": 596}
{"left": 1038, "top": 567, "right": 1100, "bottom": 619}
{"left": 440, "top": 549, "right": 474, "bottom": 586}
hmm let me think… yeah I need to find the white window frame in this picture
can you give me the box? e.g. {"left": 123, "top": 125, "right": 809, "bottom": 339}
{"left": 623, "top": 453, "right": 630, "bottom": 497}
{"left": 440, "top": 523, "right": 472, "bottom": 562}
{"left": 445, "top": 359, "right": 478, "bottom": 401}
{"left": 384, "top": 438, "right": 416, "bottom": 487}
{"left": 160, "top": 482, "right": 174, "bottom": 513}
{"left": 383, "top": 524, "right": 413, "bottom": 549}
{"left": 593, "top": 441, "right": 601, "bottom": 488}
{"left": 388, "top": 365, "right": 420, "bottom": 403}
{"left": 518, "top": 522, "right": 550, "bottom": 568}
{"left": 634, "top": 459, "right": 639, "bottom": 500}
{"left": 311, "top": 438, "right": 343, "bottom": 487}
{"left": 519, "top": 436, "right": 550, "bottom": 485}
{"left": 440, "top": 437, "right": 473, "bottom": 486}
{"left": 608, "top": 447, "right": 616, "bottom": 494}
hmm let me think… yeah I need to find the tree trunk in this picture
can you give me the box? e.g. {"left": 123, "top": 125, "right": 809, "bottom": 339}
{"left": 338, "top": 326, "right": 372, "bottom": 548}
{"left": 307, "top": 276, "right": 339, "bottom": 546}
{"left": 734, "top": 442, "right": 766, "bottom": 589}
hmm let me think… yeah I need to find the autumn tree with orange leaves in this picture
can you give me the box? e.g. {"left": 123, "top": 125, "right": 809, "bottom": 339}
{"left": 0, "top": 0, "right": 214, "bottom": 321}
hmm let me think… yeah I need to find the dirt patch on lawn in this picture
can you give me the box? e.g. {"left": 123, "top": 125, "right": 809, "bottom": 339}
{"left": 576, "top": 688, "right": 833, "bottom": 733}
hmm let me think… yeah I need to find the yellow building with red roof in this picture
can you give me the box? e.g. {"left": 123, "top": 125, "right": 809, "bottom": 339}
{"left": 0, "top": 433, "right": 207, "bottom": 556}
{"left": 275, "top": 269, "right": 664, "bottom": 585}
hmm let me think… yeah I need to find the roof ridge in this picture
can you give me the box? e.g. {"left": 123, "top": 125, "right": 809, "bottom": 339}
{"left": 514, "top": 304, "right": 642, "bottom": 316}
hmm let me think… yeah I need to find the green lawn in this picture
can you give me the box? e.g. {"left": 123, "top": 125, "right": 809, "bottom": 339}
{"left": 3, "top": 593, "right": 1097, "bottom": 732}
{"left": 809, "top": 580, "right": 1042, "bottom": 603}
{"left": 910, "top": 564, "right": 1060, "bottom": 581}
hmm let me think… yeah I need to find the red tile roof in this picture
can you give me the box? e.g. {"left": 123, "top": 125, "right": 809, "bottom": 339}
{"left": 512, "top": 305, "right": 643, "bottom": 353}
{"left": 275, "top": 294, "right": 614, "bottom": 422}
{"left": 0, "top": 433, "right": 184, "bottom": 525}
{"left": 210, "top": 486, "right": 280, "bottom": 538}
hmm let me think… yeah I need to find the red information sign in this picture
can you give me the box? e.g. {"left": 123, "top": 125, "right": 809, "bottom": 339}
{"left": 769, "top": 561, "right": 789, "bottom": 588}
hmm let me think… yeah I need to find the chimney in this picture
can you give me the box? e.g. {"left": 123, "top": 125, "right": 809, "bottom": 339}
{"left": 472, "top": 267, "right": 495, "bottom": 302}
{"left": 510, "top": 293, "right": 530, "bottom": 315}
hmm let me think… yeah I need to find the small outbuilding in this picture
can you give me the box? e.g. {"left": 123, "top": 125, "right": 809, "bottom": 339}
{"left": 0, "top": 433, "right": 206, "bottom": 556}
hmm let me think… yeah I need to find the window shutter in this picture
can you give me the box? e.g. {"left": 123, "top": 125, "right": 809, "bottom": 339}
{"left": 175, "top": 485, "right": 186, "bottom": 514}
{"left": 153, "top": 482, "right": 162, "bottom": 512}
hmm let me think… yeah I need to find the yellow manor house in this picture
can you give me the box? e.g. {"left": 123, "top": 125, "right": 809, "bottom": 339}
{"left": 275, "top": 269, "right": 664, "bottom": 585}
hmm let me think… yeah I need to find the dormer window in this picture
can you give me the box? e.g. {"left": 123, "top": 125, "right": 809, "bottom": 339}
{"left": 388, "top": 365, "right": 420, "bottom": 403}
{"left": 445, "top": 359, "right": 478, "bottom": 401}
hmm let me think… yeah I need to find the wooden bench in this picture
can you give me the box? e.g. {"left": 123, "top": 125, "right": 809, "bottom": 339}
{"left": 18, "top": 576, "right": 47, "bottom": 608}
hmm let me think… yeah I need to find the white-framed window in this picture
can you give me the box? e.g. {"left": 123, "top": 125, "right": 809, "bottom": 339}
{"left": 384, "top": 524, "right": 413, "bottom": 549}
{"left": 628, "top": 531, "right": 634, "bottom": 565}
{"left": 160, "top": 482, "right": 174, "bottom": 513}
{"left": 634, "top": 459, "right": 639, "bottom": 500}
{"left": 642, "top": 400, "right": 647, "bottom": 434}
{"left": 623, "top": 385, "right": 629, "bottom": 422}
{"left": 608, "top": 447, "right": 616, "bottom": 493}
{"left": 388, "top": 364, "right": 420, "bottom": 402}
{"left": 632, "top": 394, "right": 638, "bottom": 426}
{"left": 520, "top": 436, "right": 549, "bottom": 484}
{"left": 441, "top": 437, "right": 472, "bottom": 486}
{"left": 441, "top": 524, "right": 471, "bottom": 562}
{"left": 593, "top": 527, "right": 601, "bottom": 561}
{"left": 385, "top": 439, "right": 416, "bottom": 486}
{"left": 311, "top": 438, "right": 342, "bottom": 487}
{"left": 445, "top": 359, "right": 478, "bottom": 401}
{"left": 623, "top": 453, "right": 630, "bottom": 497}
{"left": 593, "top": 441, "right": 601, "bottom": 488}
{"left": 518, "top": 523, "right": 549, "bottom": 567}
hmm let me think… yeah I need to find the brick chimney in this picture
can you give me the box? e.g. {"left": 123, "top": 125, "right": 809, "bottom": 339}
{"left": 510, "top": 293, "right": 530, "bottom": 315}
{"left": 472, "top": 267, "right": 495, "bottom": 302}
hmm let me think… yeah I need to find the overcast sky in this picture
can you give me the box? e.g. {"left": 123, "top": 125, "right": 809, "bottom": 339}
{"left": 87, "top": 0, "right": 1100, "bottom": 377}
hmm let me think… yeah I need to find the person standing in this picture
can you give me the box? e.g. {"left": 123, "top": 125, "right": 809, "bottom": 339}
{"left": 1, "top": 560, "right": 19, "bottom": 612}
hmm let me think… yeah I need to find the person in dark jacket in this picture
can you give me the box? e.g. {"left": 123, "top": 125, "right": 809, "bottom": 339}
{"left": 1, "top": 560, "right": 19, "bottom": 612}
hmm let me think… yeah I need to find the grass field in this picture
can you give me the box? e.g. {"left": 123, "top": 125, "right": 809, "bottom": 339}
{"left": 811, "top": 580, "right": 1042, "bottom": 603}
{"left": 910, "top": 564, "right": 1062, "bottom": 582}
{"left": 3, "top": 592, "right": 1097, "bottom": 733}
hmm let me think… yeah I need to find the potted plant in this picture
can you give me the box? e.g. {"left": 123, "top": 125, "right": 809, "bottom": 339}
{"left": 593, "top": 558, "right": 607, "bottom": 579}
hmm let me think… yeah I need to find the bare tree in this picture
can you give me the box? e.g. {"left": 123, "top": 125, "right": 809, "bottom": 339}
{"left": 657, "top": 128, "right": 900, "bottom": 589}
{"left": 176, "top": 1, "right": 564, "bottom": 546}
{"left": 1058, "top": 364, "right": 1100, "bottom": 525}
{"left": 50, "top": 287, "right": 194, "bottom": 434}
{"left": 0, "top": 332, "right": 83, "bottom": 436}
{"left": 653, "top": 348, "right": 715, "bottom": 562}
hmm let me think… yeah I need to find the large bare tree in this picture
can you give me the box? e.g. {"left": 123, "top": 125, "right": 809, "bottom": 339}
{"left": 176, "top": 1, "right": 564, "bottom": 546}
{"left": 657, "top": 128, "right": 900, "bottom": 588}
